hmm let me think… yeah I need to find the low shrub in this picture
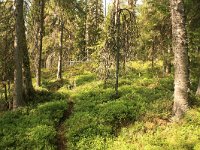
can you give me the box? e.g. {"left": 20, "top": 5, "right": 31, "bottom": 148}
{"left": 75, "top": 73, "right": 96, "bottom": 86}
{"left": 0, "top": 100, "right": 67, "bottom": 149}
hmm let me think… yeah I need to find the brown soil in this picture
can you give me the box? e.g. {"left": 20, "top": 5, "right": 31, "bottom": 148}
{"left": 56, "top": 101, "right": 74, "bottom": 150}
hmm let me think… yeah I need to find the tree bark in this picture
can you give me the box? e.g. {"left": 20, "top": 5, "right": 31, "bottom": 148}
{"left": 151, "top": 38, "right": 155, "bottom": 70}
{"left": 57, "top": 20, "right": 64, "bottom": 80}
{"left": 115, "top": 0, "right": 120, "bottom": 98}
{"left": 84, "top": 0, "right": 89, "bottom": 61}
{"left": 163, "top": 45, "right": 172, "bottom": 75}
{"left": 20, "top": 1, "right": 34, "bottom": 99}
{"left": 165, "top": 45, "right": 172, "bottom": 74}
{"left": 196, "top": 77, "right": 200, "bottom": 96}
{"left": 96, "top": 0, "right": 98, "bottom": 27}
{"left": 171, "top": 0, "right": 189, "bottom": 119}
{"left": 104, "top": 0, "right": 106, "bottom": 16}
{"left": 13, "top": 0, "right": 25, "bottom": 109}
{"left": 36, "top": 0, "right": 45, "bottom": 87}
{"left": 2, "top": 82, "right": 8, "bottom": 101}
{"left": 23, "top": 45, "right": 34, "bottom": 100}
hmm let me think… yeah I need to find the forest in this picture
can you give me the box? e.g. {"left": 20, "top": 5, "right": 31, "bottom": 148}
{"left": 0, "top": 0, "right": 200, "bottom": 149}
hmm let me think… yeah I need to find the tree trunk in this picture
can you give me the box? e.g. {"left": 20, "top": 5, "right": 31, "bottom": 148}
{"left": 96, "top": 0, "right": 98, "bottom": 27}
{"left": 163, "top": 45, "right": 172, "bottom": 75}
{"left": 165, "top": 45, "right": 172, "bottom": 74}
{"left": 151, "top": 38, "right": 155, "bottom": 70}
{"left": 196, "top": 77, "right": 200, "bottom": 96}
{"left": 104, "top": 0, "right": 106, "bottom": 16}
{"left": 84, "top": 0, "right": 89, "bottom": 61}
{"left": 115, "top": 0, "right": 120, "bottom": 98}
{"left": 8, "top": 81, "right": 12, "bottom": 110}
{"left": 20, "top": 1, "right": 34, "bottom": 99}
{"left": 23, "top": 46, "right": 34, "bottom": 100}
{"left": 57, "top": 20, "right": 64, "bottom": 80}
{"left": 36, "top": 0, "right": 45, "bottom": 87}
{"left": 2, "top": 82, "right": 8, "bottom": 101}
{"left": 171, "top": 0, "right": 189, "bottom": 119}
{"left": 13, "top": 0, "right": 25, "bottom": 109}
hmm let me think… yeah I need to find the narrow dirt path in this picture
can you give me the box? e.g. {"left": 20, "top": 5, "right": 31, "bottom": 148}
{"left": 56, "top": 101, "right": 74, "bottom": 150}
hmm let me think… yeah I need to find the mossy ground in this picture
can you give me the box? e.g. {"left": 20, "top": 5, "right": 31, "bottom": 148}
{"left": 0, "top": 61, "right": 199, "bottom": 150}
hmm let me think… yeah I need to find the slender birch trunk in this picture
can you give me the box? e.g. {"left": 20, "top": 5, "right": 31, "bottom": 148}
{"left": 57, "top": 19, "right": 64, "bottom": 80}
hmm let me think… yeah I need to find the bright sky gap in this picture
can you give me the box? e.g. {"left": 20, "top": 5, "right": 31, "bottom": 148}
{"left": 103, "top": 0, "right": 143, "bottom": 15}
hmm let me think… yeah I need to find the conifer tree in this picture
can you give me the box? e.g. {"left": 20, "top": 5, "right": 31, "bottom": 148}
{"left": 171, "top": 0, "right": 189, "bottom": 119}
{"left": 13, "top": 0, "right": 25, "bottom": 108}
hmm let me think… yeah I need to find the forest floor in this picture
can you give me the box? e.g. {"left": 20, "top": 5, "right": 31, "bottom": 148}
{"left": 56, "top": 101, "right": 73, "bottom": 150}
{"left": 0, "top": 61, "right": 200, "bottom": 150}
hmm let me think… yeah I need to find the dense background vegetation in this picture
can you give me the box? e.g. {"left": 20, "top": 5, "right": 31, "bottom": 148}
{"left": 0, "top": 0, "right": 200, "bottom": 149}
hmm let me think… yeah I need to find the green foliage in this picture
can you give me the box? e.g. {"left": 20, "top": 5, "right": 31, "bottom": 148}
{"left": 74, "top": 0, "right": 104, "bottom": 60}
{"left": 1, "top": 61, "right": 200, "bottom": 149}
{"left": 62, "top": 62, "right": 176, "bottom": 149}
{"left": 105, "top": 108, "right": 200, "bottom": 150}
{"left": 0, "top": 100, "right": 67, "bottom": 149}
{"left": 75, "top": 73, "right": 96, "bottom": 86}
{"left": 0, "top": 2, "right": 14, "bottom": 82}
{"left": 137, "top": 0, "right": 171, "bottom": 61}
{"left": 97, "top": 99, "right": 142, "bottom": 126}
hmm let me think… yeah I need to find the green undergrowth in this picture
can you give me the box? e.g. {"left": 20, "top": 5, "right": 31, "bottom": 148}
{"left": 0, "top": 71, "right": 69, "bottom": 149}
{"left": 63, "top": 61, "right": 200, "bottom": 150}
{"left": 0, "top": 100, "right": 68, "bottom": 149}
{"left": 62, "top": 62, "right": 177, "bottom": 149}
{"left": 0, "top": 61, "right": 200, "bottom": 149}
{"left": 105, "top": 107, "right": 200, "bottom": 150}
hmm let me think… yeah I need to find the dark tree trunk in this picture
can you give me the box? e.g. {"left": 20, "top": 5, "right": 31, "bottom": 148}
{"left": 171, "top": 0, "right": 189, "bottom": 119}
{"left": 23, "top": 47, "right": 34, "bottom": 100}
{"left": 20, "top": 1, "right": 34, "bottom": 99}
{"left": 13, "top": 0, "right": 25, "bottom": 109}
{"left": 36, "top": 0, "right": 45, "bottom": 87}
{"left": 96, "top": 0, "right": 98, "bottom": 27}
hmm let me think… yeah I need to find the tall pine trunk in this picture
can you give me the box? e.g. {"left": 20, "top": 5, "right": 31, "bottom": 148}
{"left": 171, "top": 0, "right": 189, "bottom": 119}
{"left": 36, "top": 0, "right": 45, "bottom": 87}
{"left": 21, "top": 2, "right": 34, "bottom": 99}
{"left": 23, "top": 45, "right": 34, "bottom": 100}
{"left": 13, "top": 0, "right": 25, "bottom": 109}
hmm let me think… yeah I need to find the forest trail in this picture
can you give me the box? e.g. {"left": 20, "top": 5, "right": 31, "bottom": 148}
{"left": 56, "top": 101, "right": 74, "bottom": 150}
